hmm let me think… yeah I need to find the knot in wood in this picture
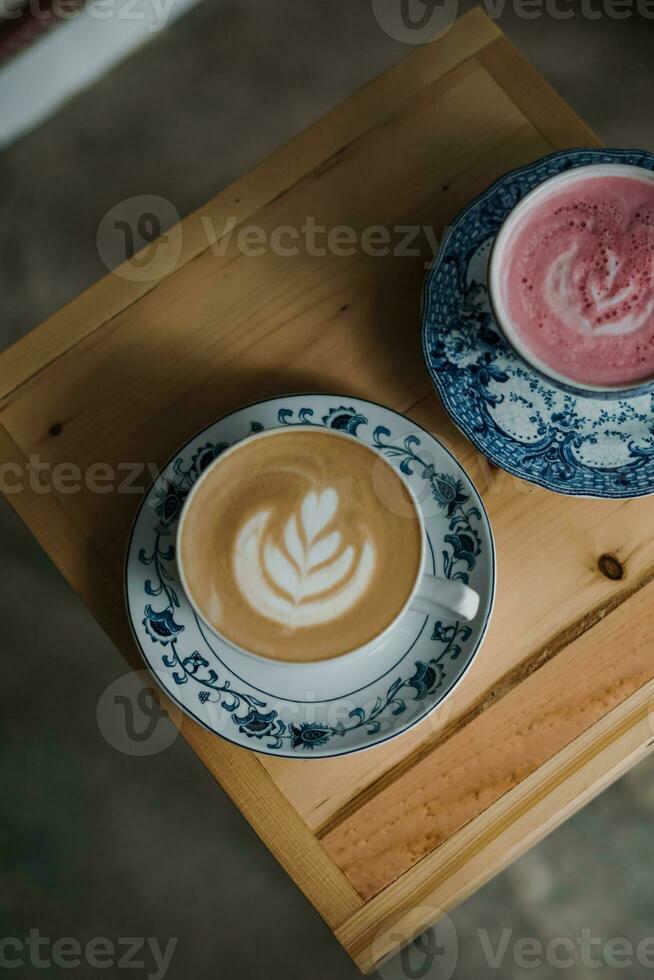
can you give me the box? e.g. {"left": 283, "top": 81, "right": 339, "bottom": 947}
{"left": 598, "top": 553, "right": 624, "bottom": 581}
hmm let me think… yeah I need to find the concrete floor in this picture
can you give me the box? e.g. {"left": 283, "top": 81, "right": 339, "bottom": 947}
{"left": 2, "top": 3, "right": 654, "bottom": 978}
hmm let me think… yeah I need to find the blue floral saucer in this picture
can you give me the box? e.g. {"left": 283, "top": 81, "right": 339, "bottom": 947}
{"left": 422, "top": 148, "right": 654, "bottom": 498}
{"left": 125, "top": 395, "right": 496, "bottom": 758}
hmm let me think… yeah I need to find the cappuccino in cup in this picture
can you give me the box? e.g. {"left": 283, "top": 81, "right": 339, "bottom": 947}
{"left": 177, "top": 428, "right": 423, "bottom": 663}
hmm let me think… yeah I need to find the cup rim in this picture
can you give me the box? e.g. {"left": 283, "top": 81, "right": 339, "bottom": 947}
{"left": 175, "top": 423, "right": 427, "bottom": 670}
{"left": 488, "top": 162, "right": 654, "bottom": 399}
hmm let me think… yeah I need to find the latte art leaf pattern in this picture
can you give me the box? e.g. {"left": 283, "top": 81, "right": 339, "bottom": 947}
{"left": 544, "top": 245, "right": 646, "bottom": 337}
{"left": 546, "top": 246, "right": 654, "bottom": 338}
{"left": 233, "top": 488, "right": 376, "bottom": 628}
{"left": 500, "top": 168, "right": 654, "bottom": 386}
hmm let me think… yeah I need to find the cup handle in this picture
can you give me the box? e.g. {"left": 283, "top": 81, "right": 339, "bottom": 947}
{"left": 410, "top": 573, "right": 480, "bottom": 622}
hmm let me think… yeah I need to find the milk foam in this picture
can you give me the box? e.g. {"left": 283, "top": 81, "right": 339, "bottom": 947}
{"left": 543, "top": 243, "right": 654, "bottom": 338}
{"left": 233, "top": 488, "right": 376, "bottom": 628}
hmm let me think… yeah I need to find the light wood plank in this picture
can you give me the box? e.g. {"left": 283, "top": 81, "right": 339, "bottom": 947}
{"left": 478, "top": 35, "right": 601, "bottom": 149}
{"left": 0, "top": 8, "right": 499, "bottom": 402}
{"left": 322, "top": 574, "right": 654, "bottom": 898}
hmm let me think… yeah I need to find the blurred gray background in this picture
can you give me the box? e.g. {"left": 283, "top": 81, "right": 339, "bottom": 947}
{"left": 2, "top": 2, "right": 654, "bottom": 978}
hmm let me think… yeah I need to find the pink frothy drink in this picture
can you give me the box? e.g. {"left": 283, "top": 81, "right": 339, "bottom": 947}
{"left": 491, "top": 166, "right": 654, "bottom": 390}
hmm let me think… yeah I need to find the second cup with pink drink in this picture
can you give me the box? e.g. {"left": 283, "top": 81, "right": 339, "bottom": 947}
{"left": 490, "top": 163, "right": 654, "bottom": 396}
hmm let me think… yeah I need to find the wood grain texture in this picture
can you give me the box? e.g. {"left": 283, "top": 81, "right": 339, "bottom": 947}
{"left": 478, "top": 36, "right": 600, "bottom": 148}
{"left": 1, "top": 11, "right": 648, "bottom": 974}
{"left": 321, "top": 573, "right": 654, "bottom": 898}
{"left": 338, "top": 670, "right": 654, "bottom": 970}
{"left": 0, "top": 8, "right": 499, "bottom": 403}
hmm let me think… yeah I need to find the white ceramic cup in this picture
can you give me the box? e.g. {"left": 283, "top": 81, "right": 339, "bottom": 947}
{"left": 488, "top": 163, "right": 654, "bottom": 399}
{"left": 176, "top": 425, "right": 480, "bottom": 669}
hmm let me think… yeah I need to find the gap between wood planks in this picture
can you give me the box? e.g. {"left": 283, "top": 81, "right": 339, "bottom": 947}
{"left": 315, "top": 556, "right": 654, "bottom": 839}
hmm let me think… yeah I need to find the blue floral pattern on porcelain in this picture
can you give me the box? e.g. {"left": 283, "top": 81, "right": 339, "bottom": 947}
{"left": 422, "top": 148, "right": 654, "bottom": 498}
{"left": 125, "top": 395, "right": 495, "bottom": 759}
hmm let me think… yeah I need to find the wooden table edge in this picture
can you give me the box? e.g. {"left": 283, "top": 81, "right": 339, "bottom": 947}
{"left": 338, "top": 681, "right": 654, "bottom": 971}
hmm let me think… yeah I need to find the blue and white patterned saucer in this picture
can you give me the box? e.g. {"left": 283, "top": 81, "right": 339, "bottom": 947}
{"left": 422, "top": 148, "right": 654, "bottom": 498}
{"left": 125, "top": 395, "right": 495, "bottom": 758}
